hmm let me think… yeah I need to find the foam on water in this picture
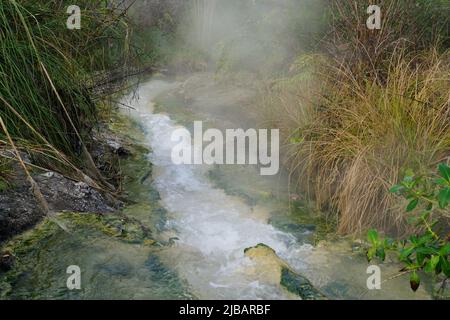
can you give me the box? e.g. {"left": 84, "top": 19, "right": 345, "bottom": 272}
{"left": 123, "top": 80, "right": 310, "bottom": 299}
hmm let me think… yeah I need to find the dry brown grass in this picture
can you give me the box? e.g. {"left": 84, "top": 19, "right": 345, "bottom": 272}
{"left": 261, "top": 0, "right": 450, "bottom": 236}
{"left": 264, "top": 47, "right": 449, "bottom": 236}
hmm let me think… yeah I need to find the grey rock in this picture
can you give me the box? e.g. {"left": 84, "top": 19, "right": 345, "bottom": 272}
{"left": 0, "top": 171, "right": 119, "bottom": 242}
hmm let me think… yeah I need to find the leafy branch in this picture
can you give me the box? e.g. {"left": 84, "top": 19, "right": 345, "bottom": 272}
{"left": 366, "top": 163, "right": 450, "bottom": 293}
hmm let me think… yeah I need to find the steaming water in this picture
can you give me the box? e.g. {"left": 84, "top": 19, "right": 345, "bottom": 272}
{"left": 121, "top": 78, "right": 432, "bottom": 300}
{"left": 125, "top": 80, "right": 308, "bottom": 299}
{"left": 1, "top": 78, "right": 432, "bottom": 300}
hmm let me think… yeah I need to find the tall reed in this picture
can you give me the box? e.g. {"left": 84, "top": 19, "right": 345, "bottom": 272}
{"left": 0, "top": 0, "right": 132, "bottom": 185}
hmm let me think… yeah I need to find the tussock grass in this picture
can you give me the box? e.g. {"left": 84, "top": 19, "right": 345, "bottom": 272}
{"left": 264, "top": 0, "right": 450, "bottom": 235}
{"left": 287, "top": 50, "right": 448, "bottom": 235}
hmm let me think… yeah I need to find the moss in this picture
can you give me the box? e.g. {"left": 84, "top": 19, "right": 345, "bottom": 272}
{"left": 0, "top": 211, "right": 162, "bottom": 298}
{"left": 2, "top": 219, "right": 59, "bottom": 257}
{"left": 0, "top": 94, "right": 183, "bottom": 298}
{"left": 59, "top": 212, "right": 155, "bottom": 244}
{"left": 280, "top": 267, "right": 327, "bottom": 300}
{"left": 0, "top": 219, "right": 61, "bottom": 298}
{"left": 269, "top": 203, "right": 337, "bottom": 245}
{"left": 108, "top": 112, "right": 148, "bottom": 148}
{"left": 2, "top": 211, "right": 156, "bottom": 257}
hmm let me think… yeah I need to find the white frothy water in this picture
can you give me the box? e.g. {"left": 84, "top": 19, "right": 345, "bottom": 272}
{"left": 124, "top": 80, "right": 312, "bottom": 299}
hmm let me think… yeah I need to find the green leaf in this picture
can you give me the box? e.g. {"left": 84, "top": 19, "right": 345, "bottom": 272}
{"left": 415, "top": 246, "right": 438, "bottom": 255}
{"left": 389, "top": 185, "right": 403, "bottom": 193}
{"left": 409, "top": 235, "right": 419, "bottom": 244}
{"left": 423, "top": 260, "right": 433, "bottom": 273}
{"left": 404, "top": 169, "right": 415, "bottom": 183}
{"left": 400, "top": 247, "right": 414, "bottom": 261}
{"left": 367, "top": 247, "right": 376, "bottom": 262}
{"left": 424, "top": 260, "right": 433, "bottom": 273}
{"left": 438, "top": 187, "right": 450, "bottom": 209}
{"left": 424, "top": 255, "right": 439, "bottom": 273}
{"left": 410, "top": 272, "right": 420, "bottom": 292}
{"left": 417, "top": 252, "right": 425, "bottom": 266}
{"left": 417, "top": 233, "right": 434, "bottom": 245}
{"left": 430, "top": 255, "right": 440, "bottom": 268}
{"left": 376, "top": 247, "right": 386, "bottom": 262}
{"left": 406, "top": 198, "right": 419, "bottom": 212}
{"left": 439, "top": 243, "right": 450, "bottom": 256}
{"left": 441, "top": 257, "right": 450, "bottom": 277}
{"left": 438, "top": 163, "right": 450, "bottom": 183}
{"left": 367, "top": 229, "right": 379, "bottom": 244}
{"left": 384, "top": 238, "right": 395, "bottom": 249}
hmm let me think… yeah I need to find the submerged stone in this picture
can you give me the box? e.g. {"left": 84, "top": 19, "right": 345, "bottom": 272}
{"left": 244, "top": 243, "right": 275, "bottom": 254}
{"left": 244, "top": 243, "right": 326, "bottom": 300}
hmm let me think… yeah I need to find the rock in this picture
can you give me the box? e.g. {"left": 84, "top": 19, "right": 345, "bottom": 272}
{"left": 89, "top": 126, "right": 132, "bottom": 188}
{"left": 0, "top": 171, "right": 120, "bottom": 243}
{"left": 351, "top": 239, "right": 364, "bottom": 252}
{"left": 143, "top": 239, "right": 157, "bottom": 246}
{"left": 0, "top": 251, "right": 15, "bottom": 272}
{"left": 280, "top": 267, "right": 326, "bottom": 300}
{"left": 40, "top": 172, "right": 55, "bottom": 178}
{"left": 0, "top": 120, "right": 129, "bottom": 244}
{"left": 267, "top": 218, "right": 316, "bottom": 243}
{"left": 0, "top": 186, "right": 45, "bottom": 242}
{"left": 106, "top": 139, "right": 130, "bottom": 157}
{"left": 34, "top": 172, "right": 118, "bottom": 213}
{"left": 244, "top": 243, "right": 326, "bottom": 300}
{"left": 92, "top": 128, "right": 132, "bottom": 159}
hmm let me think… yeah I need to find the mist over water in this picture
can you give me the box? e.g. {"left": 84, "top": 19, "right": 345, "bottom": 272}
{"left": 122, "top": 80, "right": 306, "bottom": 299}
{"left": 117, "top": 1, "right": 433, "bottom": 300}
{"left": 173, "top": 0, "right": 326, "bottom": 74}
{"left": 1, "top": 0, "right": 444, "bottom": 303}
{"left": 118, "top": 76, "right": 431, "bottom": 300}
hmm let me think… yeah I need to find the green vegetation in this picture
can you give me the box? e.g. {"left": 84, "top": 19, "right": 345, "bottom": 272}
{"left": 0, "top": 0, "right": 448, "bottom": 301}
{"left": 0, "top": 0, "right": 139, "bottom": 188}
{"left": 127, "top": 0, "right": 185, "bottom": 67}
{"left": 264, "top": 0, "right": 449, "bottom": 235}
{"left": 0, "top": 158, "right": 12, "bottom": 191}
{"left": 367, "top": 163, "right": 450, "bottom": 296}
{"left": 135, "top": 0, "right": 449, "bottom": 239}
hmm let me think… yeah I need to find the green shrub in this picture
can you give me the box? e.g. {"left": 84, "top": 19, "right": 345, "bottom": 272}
{"left": 263, "top": 0, "right": 450, "bottom": 235}
{"left": 367, "top": 163, "right": 450, "bottom": 296}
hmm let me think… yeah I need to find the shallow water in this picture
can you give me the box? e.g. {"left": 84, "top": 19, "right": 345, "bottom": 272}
{"left": 1, "top": 76, "right": 432, "bottom": 300}
{"left": 120, "top": 77, "right": 432, "bottom": 300}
